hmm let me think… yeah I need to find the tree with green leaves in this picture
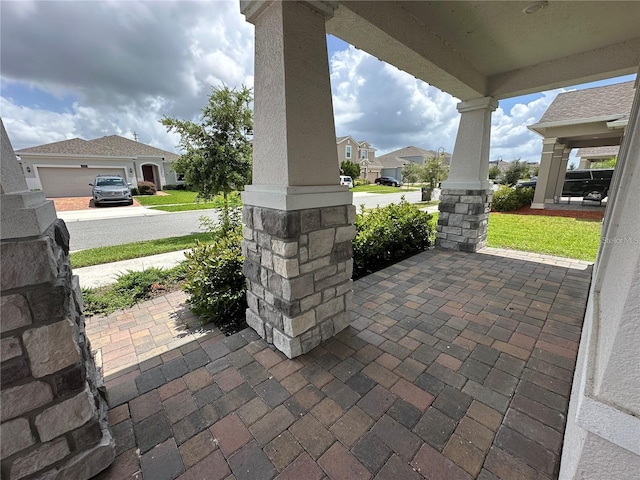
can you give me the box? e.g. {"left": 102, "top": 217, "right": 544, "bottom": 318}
{"left": 488, "top": 165, "right": 501, "bottom": 180}
{"left": 591, "top": 157, "right": 616, "bottom": 169}
{"left": 423, "top": 155, "right": 449, "bottom": 189}
{"left": 503, "top": 159, "right": 529, "bottom": 186}
{"left": 402, "top": 162, "right": 422, "bottom": 185}
{"left": 340, "top": 160, "right": 360, "bottom": 179}
{"left": 161, "top": 85, "right": 252, "bottom": 227}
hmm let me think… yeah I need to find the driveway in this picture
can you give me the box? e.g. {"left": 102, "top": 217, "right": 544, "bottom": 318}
{"left": 49, "top": 196, "right": 142, "bottom": 211}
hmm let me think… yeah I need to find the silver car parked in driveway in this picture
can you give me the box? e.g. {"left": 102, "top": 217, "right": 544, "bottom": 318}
{"left": 89, "top": 175, "right": 133, "bottom": 206}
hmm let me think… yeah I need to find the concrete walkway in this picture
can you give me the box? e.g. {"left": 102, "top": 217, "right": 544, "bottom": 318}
{"left": 89, "top": 247, "right": 592, "bottom": 480}
{"left": 75, "top": 251, "right": 189, "bottom": 289}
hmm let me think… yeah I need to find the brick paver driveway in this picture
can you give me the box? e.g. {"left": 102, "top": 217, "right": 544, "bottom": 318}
{"left": 89, "top": 247, "right": 591, "bottom": 480}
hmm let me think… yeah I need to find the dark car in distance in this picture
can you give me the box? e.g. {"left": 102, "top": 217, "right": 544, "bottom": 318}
{"left": 516, "top": 168, "right": 613, "bottom": 201}
{"left": 375, "top": 176, "right": 403, "bottom": 187}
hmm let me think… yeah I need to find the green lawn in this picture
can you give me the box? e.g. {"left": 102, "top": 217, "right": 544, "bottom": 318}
{"left": 71, "top": 233, "right": 212, "bottom": 268}
{"left": 135, "top": 190, "right": 242, "bottom": 211}
{"left": 352, "top": 185, "right": 419, "bottom": 193}
{"left": 487, "top": 214, "right": 602, "bottom": 261}
{"left": 135, "top": 190, "right": 199, "bottom": 205}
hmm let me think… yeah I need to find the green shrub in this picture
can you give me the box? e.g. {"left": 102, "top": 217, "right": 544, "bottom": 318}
{"left": 137, "top": 181, "right": 157, "bottom": 195}
{"left": 353, "top": 199, "right": 435, "bottom": 278}
{"left": 491, "top": 186, "right": 534, "bottom": 212}
{"left": 181, "top": 232, "right": 246, "bottom": 331}
{"left": 130, "top": 187, "right": 139, "bottom": 196}
{"left": 354, "top": 178, "right": 370, "bottom": 186}
{"left": 163, "top": 184, "right": 190, "bottom": 190}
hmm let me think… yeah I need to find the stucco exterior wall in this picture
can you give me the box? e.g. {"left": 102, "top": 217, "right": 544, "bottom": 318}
{"left": 560, "top": 80, "right": 640, "bottom": 479}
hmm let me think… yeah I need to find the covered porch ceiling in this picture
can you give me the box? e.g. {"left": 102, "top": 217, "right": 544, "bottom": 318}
{"left": 326, "top": 1, "right": 640, "bottom": 100}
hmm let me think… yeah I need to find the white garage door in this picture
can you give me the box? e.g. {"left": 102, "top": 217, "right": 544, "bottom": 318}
{"left": 38, "top": 167, "right": 127, "bottom": 197}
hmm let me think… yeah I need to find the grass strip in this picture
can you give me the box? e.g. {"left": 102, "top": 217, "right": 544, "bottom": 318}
{"left": 351, "top": 185, "right": 419, "bottom": 193}
{"left": 70, "top": 233, "right": 212, "bottom": 268}
{"left": 487, "top": 213, "right": 601, "bottom": 261}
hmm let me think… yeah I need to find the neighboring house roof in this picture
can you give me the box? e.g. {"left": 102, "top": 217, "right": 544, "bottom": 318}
{"left": 16, "top": 138, "right": 125, "bottom": 157}
{"left": 15, "top": 135, "right": 179, "bottom": 161}
{"left": 376, "top": 145, "right": 452, "bottom": 165}
{"left": 577, "top": 146, "right": 620, "bottom": 158}
{"left": 377, "top": 156, "right": 407, "bottom": 168}
{"left": 537, "top": 81, "right": 635, "bottom": 124}
{"left": 90, "top": 135, "right": 180, "bottom": 161}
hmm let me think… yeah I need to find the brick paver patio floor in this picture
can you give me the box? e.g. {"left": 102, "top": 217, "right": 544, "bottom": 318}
{"left": 89, "top": 247, "right": 592, "bottom": 480}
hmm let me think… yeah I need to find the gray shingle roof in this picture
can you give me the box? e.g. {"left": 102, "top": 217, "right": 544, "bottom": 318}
{"left": 90, "top": 135, "right": 179, "bottom": 161}
{"left": 577, "top": 146, "right": 620, "bottom": 158}
{"left": 16, "top": 138, "right": 126, "bottom": 156}
{"left": 15, "top": 135, "right": 179, "bottom": 160}
{"left": 538, "top": 81, "right": 635, "bottom": 124}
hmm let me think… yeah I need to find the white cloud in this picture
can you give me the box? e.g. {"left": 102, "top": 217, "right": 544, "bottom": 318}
{"left": 490, "top": 89, "right": 566, "bottom": 162}
{"left": 1, "top": 0, "right": 254, "bottom": 151}
{"left": 329, "top": 46, "right": 460, "bottom": 154}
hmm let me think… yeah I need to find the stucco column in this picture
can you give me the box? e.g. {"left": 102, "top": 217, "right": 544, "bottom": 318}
{"left": 240, "top": 1, "right": 355, "bottom": 358}
{"left": 553, "top": 147, "right": 572, "bottom": 199}
{"left": 437, "top": 97, "right": 497, "bottom": 252}
{"left": 531, "top": 138, "right": 566, "bottom": 209}
{"left": 1, "top": 120, "right": 115, "bottom": 478}
{"left": 559, "top": 78, "right": 640, "bottom": 480}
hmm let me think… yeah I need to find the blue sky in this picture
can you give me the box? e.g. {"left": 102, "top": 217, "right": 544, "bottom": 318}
{"left": 1, "top": 1, "right": 634, "bottom": 166}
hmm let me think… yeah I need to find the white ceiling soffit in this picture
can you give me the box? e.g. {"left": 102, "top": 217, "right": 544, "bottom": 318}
{"left": 327, "top": 1, "right": 640, "bottom": 100}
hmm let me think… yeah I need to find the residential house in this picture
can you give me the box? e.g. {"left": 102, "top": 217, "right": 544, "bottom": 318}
{"left": 16, "top": 135, "right": 180, "bottom": 197}
{"left": 336, "top": 135, "right": 380, "bottom": 181}
{"left": 375, "top": 145, "right": 452, "bottom": 181}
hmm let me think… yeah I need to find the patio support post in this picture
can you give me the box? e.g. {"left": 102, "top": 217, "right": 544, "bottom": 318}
{"left": 553, "top": 147, "right": 572, "bottom": 199}
{"left": 240, "top": 1, "right": 355, "bottom": 358}
{"left": 531, "top": 138, "right": 566, "bottom": 208}
{"left": 0, "top": 120, "right": 115, "bottom": 478}
{"left": 436, "top": 96, "right": 497, "bottom": 252}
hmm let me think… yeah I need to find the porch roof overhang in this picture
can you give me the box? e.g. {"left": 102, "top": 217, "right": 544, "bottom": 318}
{"left": 324, "top": 1, "right": 640, "bottom": 101}
{"left": 527, "top": 116, "right": 628, "bottom": 149}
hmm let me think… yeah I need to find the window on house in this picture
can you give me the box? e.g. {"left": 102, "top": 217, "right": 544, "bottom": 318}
{"left": 346, "top": 145, "right": 351, "bottom": 159}
{"left": 360, "top": 149, "right": 367, "bottom": 159}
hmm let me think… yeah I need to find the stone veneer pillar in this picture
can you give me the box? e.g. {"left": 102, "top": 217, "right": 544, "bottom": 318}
{"left": 0, "top": 120, "right": 114, "bottom": 479}
{"left": 436, "top": 97, "right": 497, "bottom": 252}
{"left": 242, "top": 203, "right": 355, "bottom": 358}
{"left": 241, "top": 1, "right": 354, "bottom": 357}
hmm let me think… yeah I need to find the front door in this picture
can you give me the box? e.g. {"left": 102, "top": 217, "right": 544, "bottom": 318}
{"left": 142, "top": 165, "right": 155, "bottom": 185}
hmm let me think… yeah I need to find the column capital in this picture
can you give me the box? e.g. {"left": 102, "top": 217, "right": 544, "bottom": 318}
{"left": 457, "top": 96, "right": 498, "bottom": 114}
{"left": 241, "top": 0, "right": 338, "bottom": 23}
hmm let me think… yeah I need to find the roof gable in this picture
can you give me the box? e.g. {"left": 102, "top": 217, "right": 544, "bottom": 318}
{"left": 538, "top": 81, "right": 635, "bottom": 124}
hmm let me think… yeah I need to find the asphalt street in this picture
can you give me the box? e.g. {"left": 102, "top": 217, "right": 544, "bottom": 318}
{"left": 65, "top": 190, "right": 422, "bottom": 251}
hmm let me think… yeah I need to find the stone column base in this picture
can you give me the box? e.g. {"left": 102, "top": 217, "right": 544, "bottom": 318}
{"left": 242, "top": 203, "right": 356, "bottom": 358}
{"left": 436, "top": 188, "right": 492, "bottom": 252}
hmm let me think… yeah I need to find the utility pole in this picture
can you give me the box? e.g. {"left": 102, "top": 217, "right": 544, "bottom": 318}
{"left": 133, "top": 131, "right": 138, "bottom": 142}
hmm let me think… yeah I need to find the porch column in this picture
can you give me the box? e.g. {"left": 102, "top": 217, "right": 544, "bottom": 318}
{"left": 240, "top": 1, "right": 355, "bottom": 358}
{"left": 531, "top": 138, "right": 566, "bottom": 209}
{"left": 437, "top": 96, "right": 497, "bottom": 252}
{"left": 553, "top": 147, "right": 572, "bottom": 199}
{"left": 0, "top": 120, "right": 115, "bottom": 478}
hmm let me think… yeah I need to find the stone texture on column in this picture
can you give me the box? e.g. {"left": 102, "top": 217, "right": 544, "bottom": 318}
{"left": 242, "top": 203, "right": 356, "bottom": 358}
{"left": 437, "top": 97, "right": 496, "bottom": 251}
{"left": 1, "top": 120, "right": 114, "bottom": 479}
{"left": 0, "top": 220, "right": 115, "bottom": 480}
{"left": 436, "top": 189, "right": 493, "bottom": 252}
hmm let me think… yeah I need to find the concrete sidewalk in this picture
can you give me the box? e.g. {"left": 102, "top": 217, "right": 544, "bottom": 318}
{"left": 75, "top": 250, "right": 188, "bottom": 289}
{"left": 59, "top": 206, "right": 168, "bottom": 222}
